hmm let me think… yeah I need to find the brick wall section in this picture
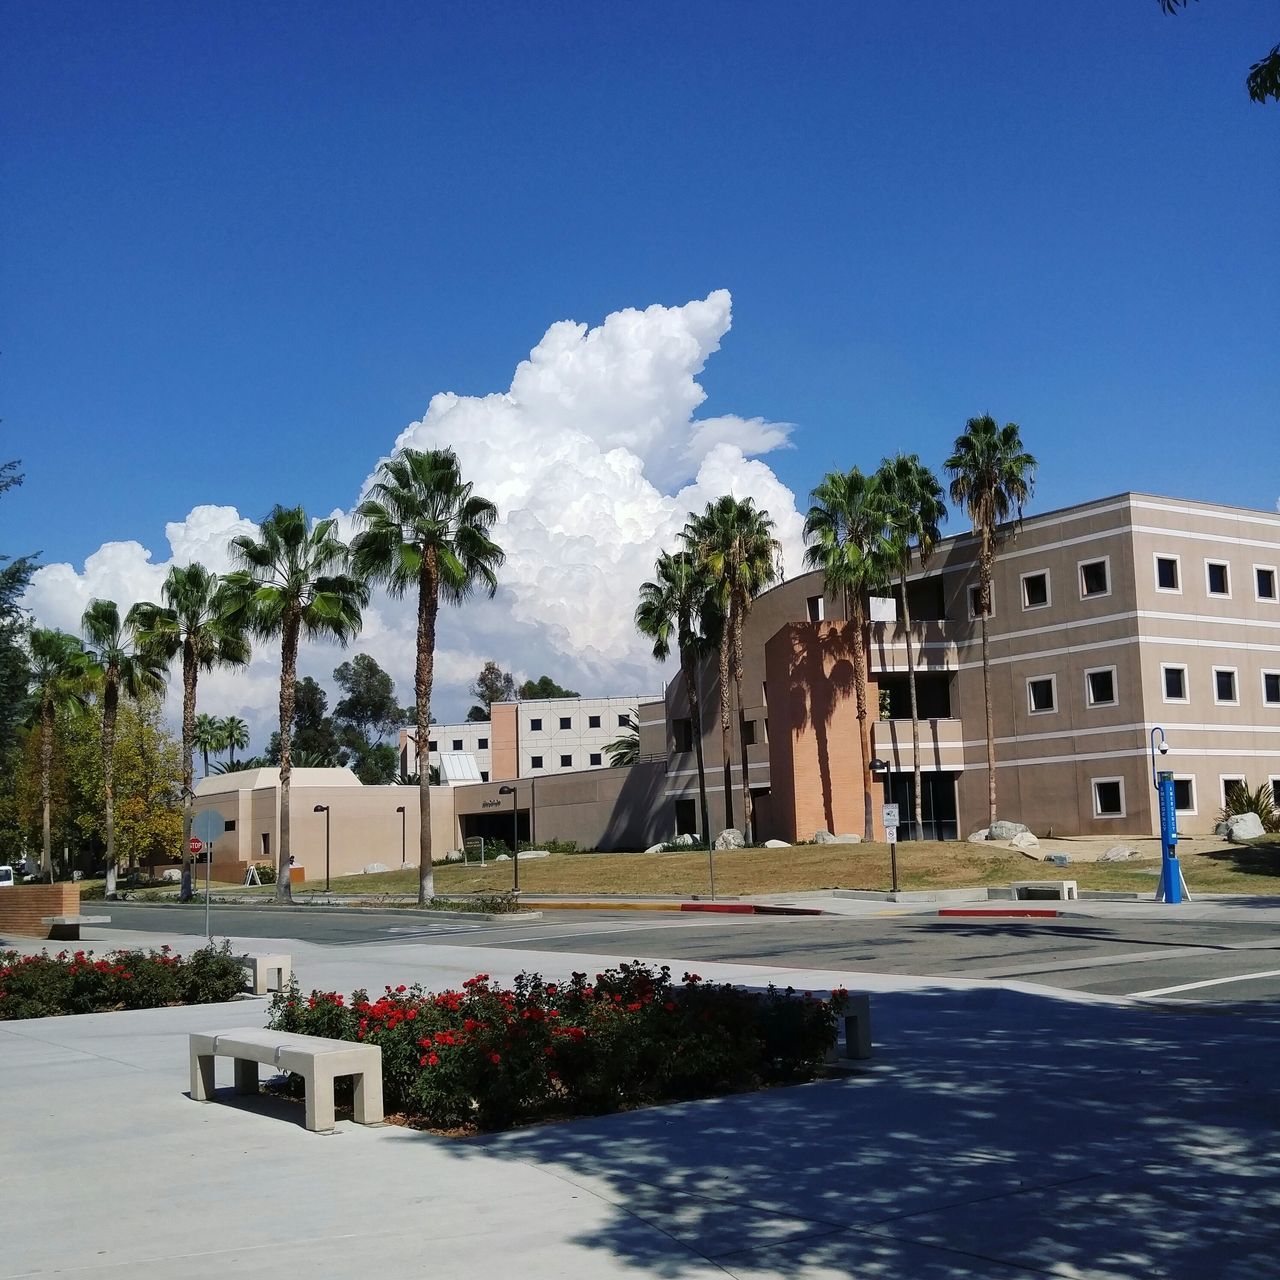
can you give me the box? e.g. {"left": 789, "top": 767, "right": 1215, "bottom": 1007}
{"left": 0, "top": 885, "right": 81, "bottom": 939}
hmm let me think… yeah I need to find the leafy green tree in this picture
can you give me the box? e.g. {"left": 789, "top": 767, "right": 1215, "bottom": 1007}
{"left": 945, "top": 416, "right": 1037, "bottom": 827}
{"left": 351, "top": 446, "right": 503, "bottom": 904}
{"left": 26, "top": 628, "right": 92, "bottom": 876}
{"left": 193, "top": 712, "right": 225, "bottom": 779}
{"left": 683, "top": 496, "right": 780, "bottom": 840}
{"left": 82, "top": 599, "right": 167, "bottom": 894}
{"left": 219, "top": 715, "right": 250, "bottom": 767}
{"left": 604, "top": 713, "right": 640, "bottom": 768}
{"left": 226, "top": 507, "right": 367, "bottom": 901}
{"left": 876, "top": 454, "right": 947, "bottom": 841}
{"left": 467, "top": 660, "right": 517, "bottom": 721}
{"left": 265, "top": 677, "right": 348, "bottom": 766}
{"left": 517, "top": 674, "right": 580, "bottom": 700}
{"left": 803, "top": 468, "right": 894, "bottom": 839}
{"left": 333, "top": 653, "right": 407, "bottom": 742}
{"left": 636, "top": 549, "right": 722, "bottom": 844}
{"left": 1158, "top": 2, "right": 1279, "bottom": 102}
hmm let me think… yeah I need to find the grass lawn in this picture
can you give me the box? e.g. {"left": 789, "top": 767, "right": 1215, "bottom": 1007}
{"left": 225, "top": 836, "right": 1280, "bottom": 901}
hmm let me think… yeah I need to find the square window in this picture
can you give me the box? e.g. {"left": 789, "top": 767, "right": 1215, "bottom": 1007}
{"left": 478, "top": 737, "right": 488, "bottom": 750}
{"left": 427, "top": 739, "right": 438, "bottom": 752}
{"left": 1173, "top": 778, "right": 1195, "bottom": 813}
{"left": 225, "top": 819, "right": 237, "bottom": 832}
{"left": 1162, "top": 665, "right": 1188, "bottom": 702}
{"left": 1027, "top": 676, "right": 1056, "bottom": 714}
{"left": 588, "top": 714, "right": 601, "bottom": 728}
{"left": 968, "top": 584, "right": 992, "bottom": 618}
{"left": 1080, "top": 558, "right": 1109, "bottom": 598}
{"left": 1086, "top": 668, "right": 1116, "bottom": 707}
{"left": 530, "top": 755, "right": 543, "bottom": 769}
{"left": 530, "top": 718, "right": 542, "bottom": 731}
{"left": 480, "top": 771, "right": 489, "bottom": 782}
{"left": 807, "top": 595, "right": 824, "bottom": 622}
{"left": 673, "top": 718, "right": 693, "bottom": 752}
{"left": 1221, "top": 776, "right": 1246, "bottom": 806}
{"left": 742, "top": 719, "right": 757, "bottom": 746}
{"left": 559, "top": 716, "right": 572, "bottom": 729}
{"left": 1155, "top": 555, "right": 1180, "bottom": 591}
{"left": 1257, "top": 567, "right": 1278, "bottom": 601}
{"left": 1021, "top": 571, "right": 1050, "bottom": 610}
{"left": 1264, "top": 672, "right": 1280, "bottom": 705}
{"left": 618, "top": 714, "right": 629, "bottom": 727}
{"left": 1093, "top": 778, "right": 1125, "bottom": 818}
{"left": 451, "top": 739, "right": 463, "bottom": 752}
{"left": 1214, "top": 668, "right": 1238, "bottom": 704}
{"left": 589, "top": 752, "right": 602, "bottom": 766}
{"left": 1206, "top": 561, "right": 1230, "bottom": 596}
{"left": 560, "top": 754, "right": 572, "bottom": 768}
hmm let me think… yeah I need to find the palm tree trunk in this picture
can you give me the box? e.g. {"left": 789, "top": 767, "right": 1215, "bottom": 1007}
{"left": 103, "top": 678, "right": 119, "bottom": 898}
{"left": 979, "top": 532, "right": 997, "bottom": 827}
{"left": 180, "top": 647, "right": 197, "bottom": 901}
{"left": 40, "top": 700, "right": 53, "bottom": 879}
{"left": 682, "top": 649, "right": 712, "bottom": 848}
{"left": 901, "top": 570, "right": 923, "bottom": 840}
{"left": 849, "top": 590, "right": 874, "bottom": 840}
{"left": 275, "top": 615, "right": 300, "bottom": 903}
{"left": 416, "top": 559, "right": 439, "bottom": 904}
{"left": 733, "top": 609, "right": 753, "bottom": 842}
{"left": 717, "top": 632, "right": 735, "bottom": 833}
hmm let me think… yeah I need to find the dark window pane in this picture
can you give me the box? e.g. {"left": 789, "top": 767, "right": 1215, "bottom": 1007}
{"left": 531, "top": 755, "right": 543, "bottom": 769}
{"left": 1088, "top": 670, "right": 1115, "bottom": 705}
{"left": 1207, "top": 562, "right": 1229, "bottom": 595}
{"left": 589, "top": 715, "right": 601, "bottom": 728}
{"left": 1173, "top": 779, "right": 1193, "bottom": 811}
{"left": 1081, "top": 560, "right": 1109, "bottom": 596}
{"left": 1023, "top": 573, "right": 1049, "bottom": 608}
{"left": 589, "top": 753, "right": 602, "bottom": 766}
{"left": 1164, "top": 667, "right": 1186, "bottom": 699}
{"left": 560, "top": 754, "right": 572, "bottom": 768}
{"left": 1215, "top": 670, "right": 1236, "bottom": 701}
{"left": 530, "top": 718, "right": 542, "bottom": 731}
{"left": 1264, "top": 673, "right": 1280, "bottom": 704}
{"left": 1258, "top": 568, "right": 1277, "bottom": 600}
{"left": 559, "top": 716, "right": 571, "bottom": 729}
{"left": 1094, "top": 781, "right": 1123, "bottom": 816}
{"left": 1156, "top": 557, "right": 1179, "bottom": 590}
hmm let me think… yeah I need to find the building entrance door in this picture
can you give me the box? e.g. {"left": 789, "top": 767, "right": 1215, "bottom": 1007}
{"left": 885, "top": 772, "right": 959, "bottom": 841}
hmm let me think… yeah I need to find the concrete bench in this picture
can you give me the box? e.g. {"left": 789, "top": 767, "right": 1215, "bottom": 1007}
{"left": 825, "top": 992, "right": 873, "bottom": 1066}
{"left": 1011, "top": 880, "right": 1078, "bottom": 901}
{"left": 189, "top": 1027, "right": 383, "bottom": 1133}
{"left": 42, "top": 914, "right": 111, "bottom": 941}
{"left": 238, "top": 953, "right": 291, "bottom": 996}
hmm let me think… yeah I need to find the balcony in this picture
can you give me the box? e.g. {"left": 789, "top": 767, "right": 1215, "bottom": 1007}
{"left": 872, "top": 718, "right": 965, "bottom": 772}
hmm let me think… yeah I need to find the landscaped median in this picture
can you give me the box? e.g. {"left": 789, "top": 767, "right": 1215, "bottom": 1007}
{"left": 267, "top": 962, "right": 850, "bottom": 1133}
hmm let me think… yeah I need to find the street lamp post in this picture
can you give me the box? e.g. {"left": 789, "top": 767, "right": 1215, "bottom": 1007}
{"left": 395, "top": 805, "right": 406, "bottom": 869}
{"left": 312, "top": 804, "right": 331, "bottom": 893}
{"left": 869, "top": 758, "right": 899, "bottom": 893}
{"left": 1149, "top": 727, "right": 1183, "bottom": 904}
{"left": 498, "top": 786, "right": 519, "bottom": 892}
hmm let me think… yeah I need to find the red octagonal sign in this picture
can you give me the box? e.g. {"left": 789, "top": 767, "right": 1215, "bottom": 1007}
{"left": 188, "top": 836, "right": 203, "bottom": 855}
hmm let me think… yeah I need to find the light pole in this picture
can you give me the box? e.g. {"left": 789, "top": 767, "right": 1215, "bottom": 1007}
{"left": 869, "top": 757, "right": 899, "bottom": 893}
{"left": 312, "top": 804, "right": 331, "bottom": 893}
{"left": 1149, "top": 727, "right": 1183, "bottom": 904}
{"left": 498, "top": 785, "right": 519, "bottom": 892}
{"left": 395, "top": 804, "right": 406, "bottom": 869}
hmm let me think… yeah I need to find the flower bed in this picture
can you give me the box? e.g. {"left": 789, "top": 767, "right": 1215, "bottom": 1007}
{"left": 0, "top": 942, "right": 247, "bottom": 1019}
{"left": 269, "top": 962, "right": 849, "bottom": 1131}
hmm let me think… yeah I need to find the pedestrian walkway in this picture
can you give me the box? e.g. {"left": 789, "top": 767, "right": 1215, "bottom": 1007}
{"left": 2, "top": 926, "right": 1277, "bottom": 1278}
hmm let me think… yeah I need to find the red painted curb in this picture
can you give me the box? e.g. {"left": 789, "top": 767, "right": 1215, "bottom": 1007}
{"left": 680, "top": 903, "right": 755, "bottom": 914}
{"left": 754, "top": 905, "right": 825, "bottom": 916}
{"left": 938, "top": 907, "right": 1061, "bottom": 918}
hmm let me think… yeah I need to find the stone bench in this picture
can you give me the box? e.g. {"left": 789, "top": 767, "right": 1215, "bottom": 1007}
{"left": 189, "top": 1027, "right": 383, "bottom": 1133}
{"left": 42, "top": 914, "right": 111, "bottom": 941}
{"left": 1011, "top": 880, "right": 1078, "bottom": 901}
{"left": 825, "top": 992, "right": 873, "bottom": 1066}
{"left": 238, "top": 953, "right": 291, "bottom": 996}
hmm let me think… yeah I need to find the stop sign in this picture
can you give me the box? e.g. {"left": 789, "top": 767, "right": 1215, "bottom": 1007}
{"left": 188, "top": 836, "right": 203, "bottom": 855}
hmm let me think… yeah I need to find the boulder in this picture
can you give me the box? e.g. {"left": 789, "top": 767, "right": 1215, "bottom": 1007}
{"left": 1226, "top": 812, "right": 1266, "bottom": 841}
{"left": 643, "top": 842, "right": 666, "bottom": 855}
{"left": 988, "top": 820, "right": 1030, "bottom": 840}
{"left": 673, "top": 833, "right": 697, "bottom": 847}
{"left": 966, "top": 829, "right": 989, "bottom": 843}
{"left": 1213, "top": 821, "right": 1230, "bottom": 838}
{"left": 763, "top": 839, "right": 790, "bottom": 849}
{"left": 714, "top": 828, "right": 745, "bottom": 851}
{"left": 362, "top": 863, "right": 388, "bottom": 875}
{"left": 1098, "top": 845, "right": 1135, "bottom": 862}
{"left": 1009, "top": 832, "right": 1040, "bottom": 851}
{"left": 812, "top": 829, "right": 834, "bottom": 843}
{"left": 494, "top": 854, "right": 510, "bottom": 862}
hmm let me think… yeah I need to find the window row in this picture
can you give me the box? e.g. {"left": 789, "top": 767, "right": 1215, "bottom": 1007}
{"left": 1161, "top": 664, "right": 1280, "bottom": 707}
{"left": 1013, "top": 558, "right": 1279, "bottom": 614}
{"left": 528, "top": 713, "right": 627, "bottom": 732}
{"left": 1092, "top": 774, "right": 1280, "bottom": 819}
{"left": 1026, "top": 668, "right": 1119, "bottom": 714}
{"left": 428, "top": 737, "right": 488, "bottom": 753}
{"left": 527, "top": 753, "right": 604, "bottom": 770}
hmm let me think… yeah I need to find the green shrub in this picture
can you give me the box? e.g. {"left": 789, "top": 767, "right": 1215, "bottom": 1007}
{"left": 267, "top": 961, "right": 845, "bottom": 1132}
{"left": 253, "top": 862, "right": 278, "bottom": 885}
{"left": 425, "top": 892, "right": 521, "bottom": 914}
{"left": 1220, "top": 781, "right": 1280, "bottom": 833}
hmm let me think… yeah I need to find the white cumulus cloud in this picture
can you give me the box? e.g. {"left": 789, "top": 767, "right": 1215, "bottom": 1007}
{"left": 23, "top": 292, "right": 809, "bottom": 747}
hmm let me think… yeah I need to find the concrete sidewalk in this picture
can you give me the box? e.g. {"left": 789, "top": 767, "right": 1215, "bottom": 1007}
{"left": 3, "top": 928, "right": 1279, "bottom": 1278}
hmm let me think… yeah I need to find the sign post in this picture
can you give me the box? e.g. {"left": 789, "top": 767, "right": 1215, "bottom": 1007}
{"left": 192, "top": 811, "right": 227, "bottom": 940}
{"left": 882, "top": 804, "right": 901, "bottom": 894}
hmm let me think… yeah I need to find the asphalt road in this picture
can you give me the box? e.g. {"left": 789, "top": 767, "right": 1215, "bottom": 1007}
{"left": 95, "top": 900, "right": 1280, "bottom": 1006}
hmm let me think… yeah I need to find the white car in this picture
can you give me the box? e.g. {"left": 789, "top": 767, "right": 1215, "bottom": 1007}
{"left": 0, "top": 865, "right": 14, "bottom": 888}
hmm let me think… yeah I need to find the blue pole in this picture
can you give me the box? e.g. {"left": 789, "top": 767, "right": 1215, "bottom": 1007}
{"left": 1157, "top": 770, "right": 1182, "bottom": 905}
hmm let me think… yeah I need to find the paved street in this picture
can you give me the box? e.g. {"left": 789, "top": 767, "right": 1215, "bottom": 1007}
{"left": 96, "top": 899, "right": 1280, "bottom": 1005}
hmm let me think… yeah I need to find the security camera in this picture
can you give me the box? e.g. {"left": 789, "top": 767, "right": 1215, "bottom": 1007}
{"left": 1158, "top": 740, "right": 1170, "bottom": 755}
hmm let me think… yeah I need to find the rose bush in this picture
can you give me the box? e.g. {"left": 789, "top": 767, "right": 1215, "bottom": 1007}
{"left": 0, "top": 941, "right": 247, "bottom": 1019}
{"left": 268, "top": 961, "right": 847, "bottom": 1131}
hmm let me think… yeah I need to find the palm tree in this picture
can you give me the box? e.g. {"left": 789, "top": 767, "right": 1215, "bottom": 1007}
{"left": 81, "top": 600, "right": 167, "bottom": 896}
{"left": 193, "top": 713, "right": 224, "bottom": 779}
{"left": 803, "top": 468, "right": 893, "bottom": 840}
{"left": 132, "top": 563, "right": 250, "bottom": 899}
{"left": 220, "top": 715, "right": 250, "bottom": 768}
{"left": 945, "top": 416, "right": 1037, "bottom": 827}
{"left": 683, "top": 496, "right": 780, "bottom": 841}
{"left": 877, "top": 454, "right": 947, "bottom": 841}
{"left": 27, "top": 628, "right": 91, "bottom": 878}
{"left": 635, "top": 549, "right": 722, "bottom": 845}
{"left": 604, "top": 713, "right": 641, "bottom": 767}
{"left": 224, "top": 507, "right": 368, "bottom": 902}
{"left": 351, "top": 447, "right": 502, "bottom": 904}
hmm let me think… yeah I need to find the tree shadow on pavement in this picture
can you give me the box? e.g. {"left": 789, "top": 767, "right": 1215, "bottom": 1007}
{"left": 438, "top": 986, "right": 1280, "bottom": 1278}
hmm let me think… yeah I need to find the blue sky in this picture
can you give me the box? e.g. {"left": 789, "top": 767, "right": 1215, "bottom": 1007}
{"left": 2, "top": 1, "right": 1277, "bottom": 726}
